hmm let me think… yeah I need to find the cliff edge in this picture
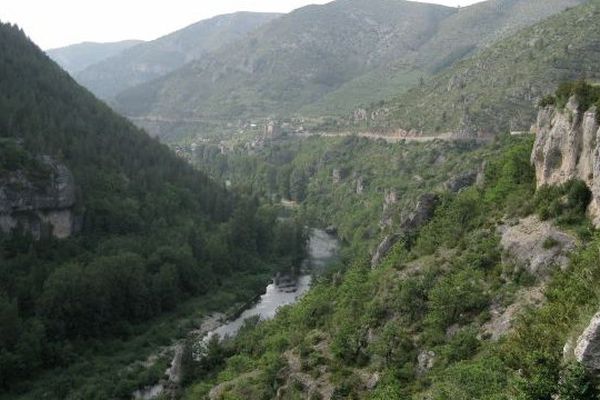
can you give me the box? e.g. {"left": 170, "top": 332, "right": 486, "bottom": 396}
{"left": 531, "top": 95, "right": 600, "bottom": 225}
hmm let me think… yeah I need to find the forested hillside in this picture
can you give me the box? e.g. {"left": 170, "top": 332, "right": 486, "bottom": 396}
{"left": 190, "top": 136, "right": 485, "bottom": 255}
{"left": 0, "top": 22, "right": 304, "bottom": 398}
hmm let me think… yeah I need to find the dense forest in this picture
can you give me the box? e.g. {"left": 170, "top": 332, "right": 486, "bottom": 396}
{"left": 0, "top": 22, "right": 305, "bottom": 398}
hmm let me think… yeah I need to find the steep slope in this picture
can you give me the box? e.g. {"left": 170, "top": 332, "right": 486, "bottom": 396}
{"left": 181, "top": 128, "right": 600, "bottom": 399}
{"left": 530, "top": 82, "right": 600, "bottom": 225}
{"left": 75, "top": 12, "right": 281, "bottom": 100}
{"left": 302, "top": 0, "right": 586, "bottom": 115}
{"left": 0, "top": 22, "right": 304, "bottom": 398}
{"left": 368, "top": 0, "right": 600, "bottom": 135}
{"left": 46, "top": 39, "right": 143, "bottom": 74}
{"left": 113, "top": 0, "right": 456, "bottom": 133}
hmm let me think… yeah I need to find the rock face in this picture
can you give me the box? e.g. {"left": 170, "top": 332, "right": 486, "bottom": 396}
{"left": 575, "top": 312, "right": 600, "bottom": 373}
{"left": 372, "top": 193, "right": 439, "bottom": 268}
{"left": 379, "top": 189, "right": 399, "bottom": 229}
{"left": 399, "top": 193, "right": 439, "bottom": 233}
{"left": 0, "top": 156, "right": 77, "bottom": 239}
{"left": 498, "top": 216, "right": 576, "bottom": 278}
{"left": 444, "top": 171, "right": 478, "bottom": 193}
{"left": 531, "top": 96, "right": 600, "bottom": 225}
{"left": 370, "top": 234, "right": 401, "bottom": 268}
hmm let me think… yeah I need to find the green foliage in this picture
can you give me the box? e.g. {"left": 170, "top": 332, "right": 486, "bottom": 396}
{"left": 557, "top": 362, "right": 599, "bottom": 400}
{"left": 425, "top": 267, "right": 489, "bottom": 334}
{"left": 0, "top": 22, "right": 308, "bottom": 396}
{"left": 533, "top": 179, "right": 592, "bottom": 226}
{"left": 554, "top": 80, "right": 600, "bottom": 112}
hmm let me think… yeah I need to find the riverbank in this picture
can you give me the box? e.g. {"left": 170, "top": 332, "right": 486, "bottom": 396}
{"left": 1, "top": 266, "right": 278, "bottom": 400}
{"left": 134, "top": 229, "right": 340, "bottom": 399}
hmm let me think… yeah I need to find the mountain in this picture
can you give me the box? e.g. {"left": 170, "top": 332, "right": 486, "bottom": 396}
{"left": 302, "top": 0, "right": 587, "bottom": 115}
{"left": 74, "top": 12, "right": 281, "bottom": 100}
{"left": 113, "top": 0, "right": 456, "bottom": 135}
{"left": 113, "top": 0, "right": 584, "bottom": 141}
{"left": 46, "top": 39, "right": 143, "bottom": 74}
{"left": 0, "top": 22, "right": 303, "bottom": 397}
{"left": 366, "top": 0, "right": 600, "bottom": 135}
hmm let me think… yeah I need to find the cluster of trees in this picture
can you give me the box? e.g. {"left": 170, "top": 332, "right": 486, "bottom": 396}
{"left": 540, "top": 80, "right": 600, "bottom": 117}
{"left": 0, "top": 22, "right": 307, "bottom": 392}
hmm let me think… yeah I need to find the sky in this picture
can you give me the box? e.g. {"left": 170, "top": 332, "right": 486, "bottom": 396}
{"left": 1, "top": 0, "right": 485, "bottom": 50}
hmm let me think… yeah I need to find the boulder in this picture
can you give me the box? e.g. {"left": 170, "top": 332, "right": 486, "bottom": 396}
{"left": 399, "top": 193, "right": 439, "bottom": 233}
{"left": 498, "top": 216, "right": 576, "bottom": 278}
{"left": 575, "top": 312, "right": 600, "bottom": 373}
{"left": 417, "top": 350, "right": 436, "bottom": 375}
{"left": 372, "top": 193, "right": 439, "bottom": 268}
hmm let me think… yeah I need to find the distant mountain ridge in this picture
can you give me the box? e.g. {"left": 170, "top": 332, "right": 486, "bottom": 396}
{"left": 364, "top": 0, "right": 600, "bottom": 136}
{"left": 74, "top": 12, "right": 282, "bottom": 100}
{"left": 301, "top": 0, "right": 587, "bottom": 115}
{"left": 46, "top": 40, "right": 143, "bottom": 74}
{"left": 110, "top": 0, "right": 585, "bottom": 141}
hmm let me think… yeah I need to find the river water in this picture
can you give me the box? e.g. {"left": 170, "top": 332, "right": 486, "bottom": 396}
{"left": 133, "top": 228, "right": 339, "bottom": 399}
{"left": 205, "top": 228, "right": 339, "bottom": 341}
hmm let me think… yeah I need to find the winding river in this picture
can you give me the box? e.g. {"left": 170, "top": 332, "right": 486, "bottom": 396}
{"left": 133, "top": 228, "right": 339, "bottom": 399}
{"left": 204, "top": 228, "right": 339, "bottom": 341}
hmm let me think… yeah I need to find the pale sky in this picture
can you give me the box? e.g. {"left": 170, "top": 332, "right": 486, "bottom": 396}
{"left": 0, "top": 0, "right": 485, "bottom": 50}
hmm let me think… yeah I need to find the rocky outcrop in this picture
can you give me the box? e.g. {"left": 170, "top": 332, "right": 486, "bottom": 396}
{"left": 379, "top": 189, "right": 398, "bottom": 229}
{"left": 444, "top": 171, "right": 478, "bottom": 193}
{"left": 370, "top": 234, "right": 401, "bottom": 267}
{"left": 575, "top": 312, "right": 600, "bottom": 373}
{"left": 481, "top": 284, "right": 545, "bottom": 341}
{"left": 531, "top": 97, "right": 600, "bottom": 225}
{"left": 399, "top": 193, "right": 439, "bottom": 234}
{"left": 417, "top": 350, "right": 436, "bottom": 375}
{"left": 498, "top": 216, "right": 576, "bottom": 278}
{"left": 372, "top": 193, "right": 439, "bottom": 268}
{"left": 0, "top": 156, "right": 77, "bottom": 239}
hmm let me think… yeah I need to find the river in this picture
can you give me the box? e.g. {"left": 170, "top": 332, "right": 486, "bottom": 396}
{"left": 204, "top": 228, "right": 339, "bottom": 341}
{"left": 133, "top": 228, "right": 339, "bottom": 399}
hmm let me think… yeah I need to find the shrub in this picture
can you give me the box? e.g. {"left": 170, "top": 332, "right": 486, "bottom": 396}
{"left": 557, "top": 362, "right": 598, "bottom": 400}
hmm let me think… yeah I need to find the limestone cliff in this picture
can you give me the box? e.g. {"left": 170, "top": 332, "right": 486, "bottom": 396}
{"left": 531, "top": 96, "right": 600, "bottom": 225}
{"left": 0, "top": 156, "right": 77, "bottom": 239}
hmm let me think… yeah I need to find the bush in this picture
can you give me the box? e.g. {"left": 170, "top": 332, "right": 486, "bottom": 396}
{"left": 557, "top": 362, "right": 598, "bottom": 400}
{"left": 533, "top": 179, "right": 591, "bottom": 226}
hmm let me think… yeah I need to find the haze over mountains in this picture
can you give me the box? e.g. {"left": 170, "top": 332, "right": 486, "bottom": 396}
{"left": 46, "top": 0, "right": 587, "bottom": 141}
{"left": 46, "top": 40, "right": 144, "bottom": 75}
{"left": 373, "top": 1, "right": 600, "bottom": 135}
{"left": 66, "top": 12, "right": 280, "bottom": 100}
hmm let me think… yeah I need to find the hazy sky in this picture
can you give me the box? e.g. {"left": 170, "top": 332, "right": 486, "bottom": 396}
{"left": 1, "top": 0, "right": 485, "bottom": 50}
